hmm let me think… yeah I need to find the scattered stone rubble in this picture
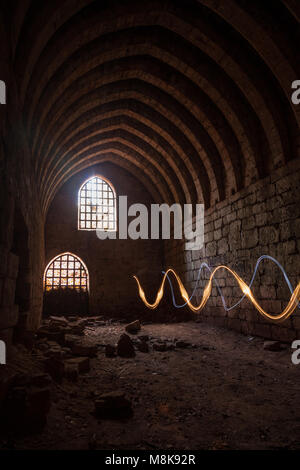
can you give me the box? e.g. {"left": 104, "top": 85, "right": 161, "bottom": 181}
{"left": 34, "top": 316, "right": 101, "bottom": 383}
{"left": 0, "top": 316, "right": 201, "bottom": 437}
{"left": 102, "top": 320, "right": 197, "bottom": 357}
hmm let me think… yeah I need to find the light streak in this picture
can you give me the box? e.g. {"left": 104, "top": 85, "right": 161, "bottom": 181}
{"left": 133, "top": 256, "right": 300, "bottom": 323}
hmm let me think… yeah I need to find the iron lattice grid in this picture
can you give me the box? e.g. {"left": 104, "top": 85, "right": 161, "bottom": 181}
{"left": 44, "top": 253, "right": 88, "bottom": 291}
{"left": 78, "top": 176, "right": 116, "bottom": 231}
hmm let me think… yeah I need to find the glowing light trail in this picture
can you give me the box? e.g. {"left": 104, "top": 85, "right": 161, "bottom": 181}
{"left": 133, "top": 256, "right": 300, "bottom": 323}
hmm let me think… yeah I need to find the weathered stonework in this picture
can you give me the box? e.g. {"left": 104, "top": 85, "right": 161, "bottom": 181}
{"left": 45, "top": 163, "right": 164, "bottom": 316}
{"left": 0, "top": 0, "right": 299, "bottom": 345}
{"left": 165, "top": 158, "right": 300, "bottom": 342}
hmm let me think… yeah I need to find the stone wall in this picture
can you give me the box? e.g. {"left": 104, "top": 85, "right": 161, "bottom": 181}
{"left": 165, "top": 157, "right": 300, "bottom": 342}
{"left": 45, "top": 163, "right": 164, "bottom": 317}
{"left": 0, "top": 7, "right": 45, "bottom": 346}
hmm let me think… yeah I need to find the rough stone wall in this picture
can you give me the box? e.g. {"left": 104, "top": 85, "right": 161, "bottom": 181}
{"left": 165, "top": 157, "right": 300, "bottom": 342}
{"left": 45, "top": 162, "right": 164, "bottom": 317}
{"left": 0, "top": 7, "right": 45, "bottom": 347}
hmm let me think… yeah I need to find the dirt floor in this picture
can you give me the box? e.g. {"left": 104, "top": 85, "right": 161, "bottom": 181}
{"left": 1, "top": 320, "right": 300, "bottom": 450}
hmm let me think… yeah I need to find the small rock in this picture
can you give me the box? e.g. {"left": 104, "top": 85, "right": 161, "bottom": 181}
{"left": 137, "top": 340, "right": 149, "bottom": 353}
{"left": 68, "top": 316, "right": 79, "bottom": 322}
{"left": 175, "top": 340, "right": 190, "bottom": 349}
{"left": 49, "top": 316, "right": 68, "bottom": 327}
{"left": 117, "top": 334, "right": 136, "bottom": 358}
{"left": 138, "top": 334, "right": 149, "bottom": 342}
{"left": 45, "top": 347, "right": 63, "bottom": 359}
{"left": 64, "top": 364, "right": 79, "bottom": 382}
{"left": 65, "top": 357, "right": 90, "bottom": 373}
{"left": 94, "top": 391, "right": 132, "bottom": 419}
{"left": 36, "top": 342, "right": 49, "bottom": 352}
{"left": 72, "top": 343, "right": 97, "bottom": 357}
{"left": 263, "top": 340, "right": 283, "bottom": 352}
{"left": 62, "top": 347, "right": 73, "bottom": 358}
{"left": 125, "top": 320, "right": 141, "bottom": 334}
{"left": 153, "top": 342, "right": 167, "bottom": 352}
{"left": 105, "top": 344, "right": 117, "bottom": 357}
{"left": 64, "top": 334, "right": 78, "bottom": 348}
{"left": 37, "top": 327, "right": 65, "bottom": 345}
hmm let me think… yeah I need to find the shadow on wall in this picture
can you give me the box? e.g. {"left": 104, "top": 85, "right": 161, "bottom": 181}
{"left": 43, "top": 288, "right": 89, "bottom": 316}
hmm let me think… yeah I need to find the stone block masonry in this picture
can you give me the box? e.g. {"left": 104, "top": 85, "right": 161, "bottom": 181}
{"left": 165, "top": 157, "right": 300, "bottom": 342}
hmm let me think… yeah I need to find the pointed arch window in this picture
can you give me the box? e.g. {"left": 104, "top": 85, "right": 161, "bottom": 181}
{"left": 78, "top": 176, "right": 116, "bottom": 231}
{"left": 44, "top": 253, "right": 89, "bottom": 292}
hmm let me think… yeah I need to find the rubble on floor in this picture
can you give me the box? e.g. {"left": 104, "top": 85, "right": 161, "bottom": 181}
{"left": 1, "top": 318, "right": 298, "bottom": 450}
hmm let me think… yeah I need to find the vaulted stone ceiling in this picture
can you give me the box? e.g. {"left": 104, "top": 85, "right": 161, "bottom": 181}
{"left": 7, "top": 0, "right": 300, "bottom": 213}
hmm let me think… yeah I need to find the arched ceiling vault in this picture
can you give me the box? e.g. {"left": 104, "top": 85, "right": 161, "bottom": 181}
{"left": 8, "top": 0, "right": 299, "bottom": 215}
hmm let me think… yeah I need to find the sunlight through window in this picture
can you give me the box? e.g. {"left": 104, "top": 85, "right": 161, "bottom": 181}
{"left": 44, "top": 253, "right": 89, "bottom": 291}
{"left": 78, "top": 176, "right": 116, "bottom": 231}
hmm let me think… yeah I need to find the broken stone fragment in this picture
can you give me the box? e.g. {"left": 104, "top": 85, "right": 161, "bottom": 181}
{"left": 65, "top": 356, "right": 90, "bottom": 373}
{"left": 137, "top": 340, "right": 149, "bottom": 353}
{"left": 68, "top": 316, "right": 79, "bottom": 322}
{"left": 68, "top": 324, "right": 85, "bottom": 336}
{"left": 153, "top": 342, "right": 167, "bottom": 352}
{"left": 94, "top": 390, "right": 132, "bottom": 419}
{"left": 105, "top": 344, "right": 117, "bottom": 357}
{"left": 138, "top": 334, "right": 149, "bottom": 341}
{"left": 117, "top": 333, "right": 136, "bottom": 357}
{"left": 175, "top": 340, "right": 190, "bottom": 349}
{"left": 64, "top": 363, "right": 79, "bottom": 382}
{"left": 263, "top": 340, "right": 283, "bottom": 351}
{"left": 62, "top": 347, "right": 73, "bottom": 358}
{"left": 71, "top": 343, "right": 97, "bottom": 357}
{"left": 125, "top": 320, "right": 141, "bottom": 334}
{"left": 36, "top": 342, "right": 49, "bottom": 352}
{"left": 45, "top": 346, "right": 64, "bottom": 359}
{"left": 64, "top": 334, "right": 79, "bottom": 348}
{"left": 49, "top": 316, "right": 68, "bottom": 327}
{"left": 37, "top": 327, "right": 65, "bottom": 345}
